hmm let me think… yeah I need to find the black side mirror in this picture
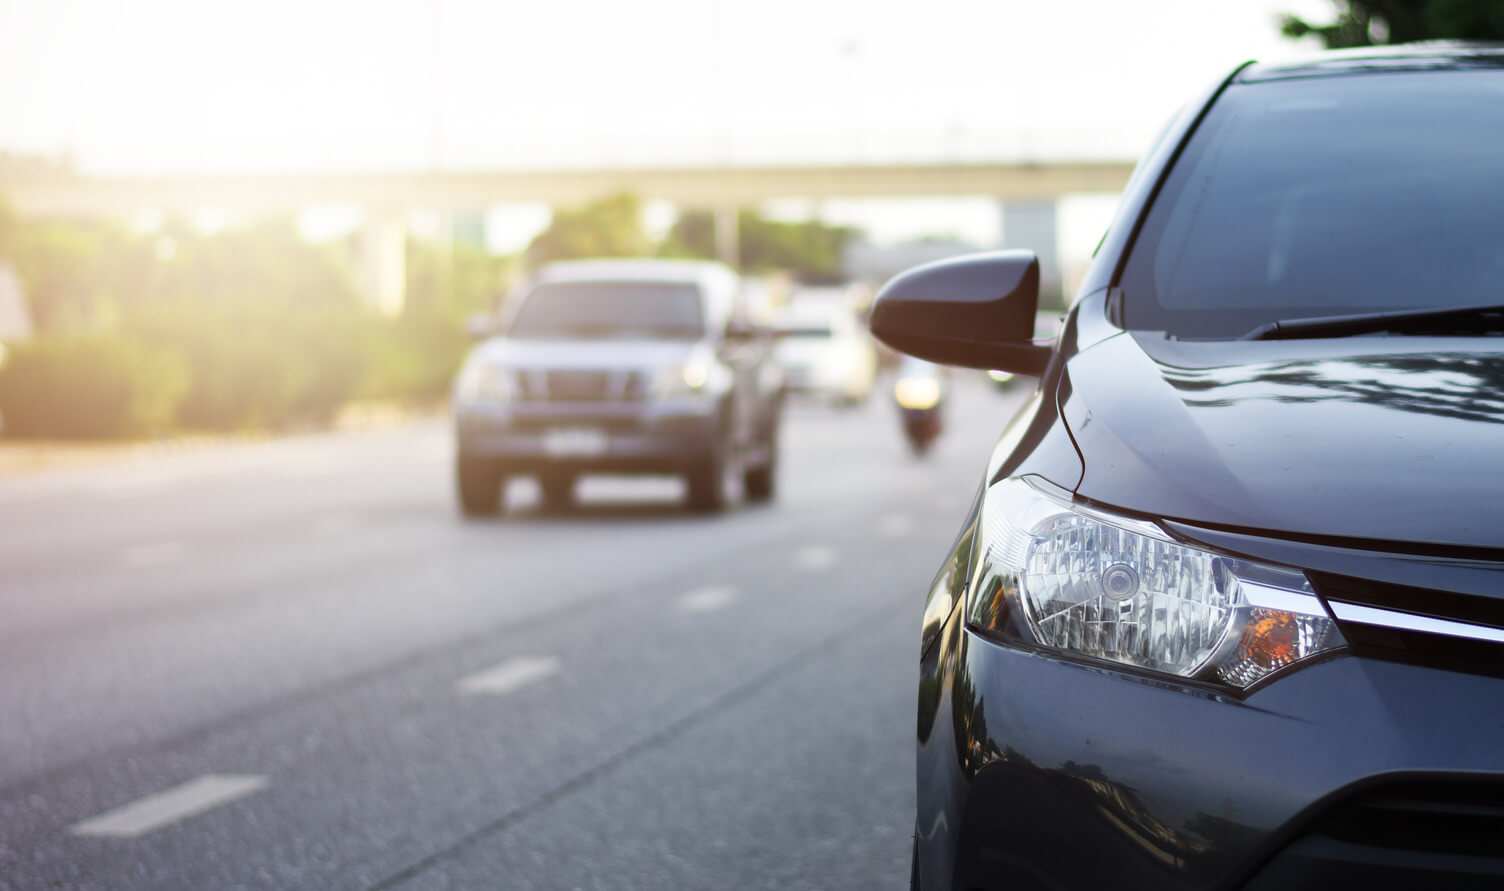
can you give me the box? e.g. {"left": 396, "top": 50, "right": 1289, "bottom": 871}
{"left": 724, "top": 318, "right": 758, "bottom": 341}
{"left": 867, "top": 250, "right": 1052, "bottom": 376}
{"left": 466, "top": 312, "right": 499, "bottom": 340}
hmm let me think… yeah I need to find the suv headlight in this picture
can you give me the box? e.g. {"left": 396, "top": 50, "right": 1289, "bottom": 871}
{"left": 454, "top": 361, "right": 515, "bottom": 403}
{"left": 969, "top": 477, "right": 1347, "bottom": 689}
{"left": 651, "top": 360, "right": 711, "bottom": 400}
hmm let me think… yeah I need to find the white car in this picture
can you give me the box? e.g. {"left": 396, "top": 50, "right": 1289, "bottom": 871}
{"left": 772, "top": 303, "right": 877, "bottom": 406}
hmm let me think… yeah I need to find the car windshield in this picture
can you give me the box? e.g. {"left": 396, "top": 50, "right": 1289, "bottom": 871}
{"left": 508, "top": 281, "right": 705, "bottom": 340}
{"left": 1120, "top": 70, "right": 1504, "bottom": 339}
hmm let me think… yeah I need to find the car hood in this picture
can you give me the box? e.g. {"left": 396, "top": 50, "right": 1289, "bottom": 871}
{"left": 469, "top": 338, "right": 700, "bottom": 370}
{"left": 1060, "top": 332, "right": 1504, "bottom": 550}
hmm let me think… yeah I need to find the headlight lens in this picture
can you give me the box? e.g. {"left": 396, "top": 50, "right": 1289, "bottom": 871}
{"left": 969, "top": 477, "right": 1346, "bottom": 688}
{"left": 652, "top": 360, "right": 711, "bottom": 399}
{"left": 455, "top": 361, "right": 515, "bottom": 403}
{"left": 894, "top": 376, "right": 942, "bottom": 409}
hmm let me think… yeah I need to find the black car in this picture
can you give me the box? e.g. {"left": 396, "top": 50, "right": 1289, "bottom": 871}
{"left": 870, "top": 45, "right": 1504, "bottom": 890}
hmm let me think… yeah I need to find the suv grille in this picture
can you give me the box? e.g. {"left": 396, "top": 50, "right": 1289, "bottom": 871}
{"left": 517, "top": 370, "right": 647, "bottom": 403}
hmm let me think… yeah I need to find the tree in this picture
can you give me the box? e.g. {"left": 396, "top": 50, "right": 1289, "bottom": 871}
{"left": 524, "top": 193, "right": 653, "bottom": 270}
{"left": 1282, "top": 0, "right": 1504, "bottom": 47}
{"left": 660, "top": 209, "right": 860, "bottom": 283}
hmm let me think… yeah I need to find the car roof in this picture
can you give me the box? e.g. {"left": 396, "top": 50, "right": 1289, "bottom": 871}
{"left": 526, "top": 258, "right": 739, "bottom": 333}
{"left": 1237, "top": 41, "right": 1504, "bottom": 83}
{"left": 534, "top": 258, "right": 736, "bottom": 289}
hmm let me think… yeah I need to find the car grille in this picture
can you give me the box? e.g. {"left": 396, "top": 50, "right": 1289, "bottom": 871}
{"left": 1245, "top": 779, "right": 1504, "bottom": 888}
{"left": 1308, "top": 571, "right": 1504, "bottom": 678}
{"left": 517, "top": 370, "right": 647, "bottom": 403}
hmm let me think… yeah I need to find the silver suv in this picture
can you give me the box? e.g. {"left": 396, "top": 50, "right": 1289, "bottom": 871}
{"left": 452, "top": 259, "right": 783, "bottom": 515}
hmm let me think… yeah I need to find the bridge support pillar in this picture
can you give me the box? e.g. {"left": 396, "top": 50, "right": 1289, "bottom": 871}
{"left": 714, "top": 204, "right": 740, "bottom": 270}
{"left": 359, "top": 210, "right": 407, "bottom": 316}
{"left": 1001, "top": 201, "right": 1063, "bottom": 309}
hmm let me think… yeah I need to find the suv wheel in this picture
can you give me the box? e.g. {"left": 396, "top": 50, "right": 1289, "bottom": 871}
{"left": 456, "top": 455, "right": 504, "bottom": 516}
{"left": 539, "top": 472, "right": 576, "bottom": 511}
{"left": 743, "top": 436, "right": 777, "bottom": 503}
{"left": 686, "top": 442, "right": 729, "bottom": 513}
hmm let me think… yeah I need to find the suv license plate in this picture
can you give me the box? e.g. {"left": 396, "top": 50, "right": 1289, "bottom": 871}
{"left": 542, "top": 427, "right": 607, "bottom": 458}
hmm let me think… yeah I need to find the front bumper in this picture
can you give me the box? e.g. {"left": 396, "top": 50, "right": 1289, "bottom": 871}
{"left": 918, "top": 625, "right": 1504, "bottom": 890}
{"left": 455, "top": 400, "right": 718, "bottom": 475}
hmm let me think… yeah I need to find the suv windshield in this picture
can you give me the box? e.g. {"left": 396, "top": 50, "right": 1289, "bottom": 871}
{"left": 508, "top": 281, "right": 705, "bottom": 340}
{"left": 1121, "top": 70, "right": 1504, "bottom": 339}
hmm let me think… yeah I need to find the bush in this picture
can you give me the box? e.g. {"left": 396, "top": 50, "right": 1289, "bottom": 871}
{"left": 358, "top": 307, "right": 469, "bottom": 404}
{"left": 128, "top": 300, "right": 368, "bottom": 431}
{"left": 0, "top": 336, "right": 187, "bottom": 438}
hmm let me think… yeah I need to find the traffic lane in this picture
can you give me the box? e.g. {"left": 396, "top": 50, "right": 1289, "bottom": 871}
{"left": 2, "top": 376, "right": 1022, "bottom": 885}
{"left": 0, "top": 393, "right": 901, "bottom": 615}
{"left": 0, "top": 424, "right": 448, "bottom": 563}
{"left": 388, "top": 598, "right": 919, "bottom": 891}
{"left": 0, "top": 384, "right": 997, "bottom": 789}
{"left": 2, "top": 435, "right": 971, "bottom": 889}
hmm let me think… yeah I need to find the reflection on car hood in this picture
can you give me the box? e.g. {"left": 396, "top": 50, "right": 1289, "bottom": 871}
{"left": 1061, "top": 332, "right": 1504, "bottom": 550}
{"left": 469, "top": 338, "right": 699, "bottom": 370}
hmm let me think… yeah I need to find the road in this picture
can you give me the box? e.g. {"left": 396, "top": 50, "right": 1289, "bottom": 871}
{"left": 0, "top": 374, "right": 1025, "bottom": 890}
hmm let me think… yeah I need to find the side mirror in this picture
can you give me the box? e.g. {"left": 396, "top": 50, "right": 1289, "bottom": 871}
{"left": 466, "top": 313, "right": 498, "bottom": 340}
{"left": 868, "top": 250, "right": 1052, "bottom": 376}
{"left": 724, "top": 318, "right": 759, "bottom": 341}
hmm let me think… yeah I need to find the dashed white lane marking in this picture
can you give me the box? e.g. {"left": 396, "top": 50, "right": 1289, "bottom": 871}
{"left": 457, "top": 656, "right": 561, "bottom": 696}
{"left": 794, "top": 545, "right": 839, "bottom": 571}
{"left": 676, "top": 585, "right": 739, "bottom": 614}
{"left": 119, "top": 540, "right": 190, "bottom": 568}
{"left": 880, "top": 513, "right": 914, "bottom": 537}
{"left": 70, "top": 774, "right": 267, "bottom": 838}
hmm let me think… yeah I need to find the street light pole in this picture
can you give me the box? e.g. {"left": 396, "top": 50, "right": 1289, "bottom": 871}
{"left": 712, "top": 0, "right": 739, "bottom": 270}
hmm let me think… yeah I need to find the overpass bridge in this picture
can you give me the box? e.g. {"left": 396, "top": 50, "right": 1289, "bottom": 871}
{"left": 0, "top": 159, "right": 1136, "bottom": 310}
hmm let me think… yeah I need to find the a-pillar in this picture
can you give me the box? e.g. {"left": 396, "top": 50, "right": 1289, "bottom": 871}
{"left": 1001, "top": 201, "right": 1062, "bottom": 309}
{"left": 359, "top": 209, "right": 407, "bottom": 316}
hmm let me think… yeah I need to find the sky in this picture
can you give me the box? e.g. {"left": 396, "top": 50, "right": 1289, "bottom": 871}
{"left": 0, "top": 0, "right": 1333, "bottom": 255}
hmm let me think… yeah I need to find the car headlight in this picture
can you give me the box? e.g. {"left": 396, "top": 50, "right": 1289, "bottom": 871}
{"left": 969, "top": 477, "right": 1347, "bottom": 689}
{"left": 652, "top": 360, "right": 711, "bottom": 400}
{"left": 894, "top": 376, "right": 942, "bottom": 409}
{"left": 454, "top": 361, "right": 515, "bottom": 403}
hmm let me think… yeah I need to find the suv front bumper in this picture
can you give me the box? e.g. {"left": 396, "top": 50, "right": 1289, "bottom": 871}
{"left": 455, "top": 400, "right": 719, "bottom": 475}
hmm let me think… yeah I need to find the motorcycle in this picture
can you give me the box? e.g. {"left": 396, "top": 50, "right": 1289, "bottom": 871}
{"left": 893, "top": 358, "right": 946, "bottom": 455}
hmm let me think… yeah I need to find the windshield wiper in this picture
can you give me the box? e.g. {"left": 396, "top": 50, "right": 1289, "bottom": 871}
{"left": 1242, "top": 303, "right": 1504, "bottom": 340}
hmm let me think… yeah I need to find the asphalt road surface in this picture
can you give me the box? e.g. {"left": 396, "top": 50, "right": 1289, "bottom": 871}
{"left": 0, "top": 374, "right": 1026, "bottom": 890}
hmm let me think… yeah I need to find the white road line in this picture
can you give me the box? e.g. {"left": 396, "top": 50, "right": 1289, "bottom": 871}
{"left": 70, "top": 774, "right": 267, "bottom": 838}
{"left": 794, "top": 545, "right": 839, "bottom": 571}
{"left": 880, "top": 513, "right": 914, "bottom": 537}
{"left": 119, "top": 540, "right": 190, "bottom": 568}
{"left": 457, "top": 656, "right": 561, "bottom": 696}
{"left": 676, "top": 585, "right": 738, "bottom": 614}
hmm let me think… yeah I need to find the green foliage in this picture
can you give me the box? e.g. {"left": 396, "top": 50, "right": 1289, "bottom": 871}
{"left": 1282, "top": 0, "right": 1504, "bottom": 47}
{"left": 0, "top": 336, "right": 187, "bottom": 438}
{"left": 524, "top": 193, "right": 653, "bottom": 270}
{"left": 357, "top": 305, "right": 471, "bottom": 403}
{"left": 124, "top": 300, "right": 368, "bottom": 431}
{"left": 150, "top": 218, "right": 359, "bottom": 310}
{"left": 405, "top": 236, "right": 512, "bottom": 316}
{"left": 0, "top": 216, "right": 148, "bottom": 335}
{"left": 660, "top": 209, "right": 859, "bottom": 282}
